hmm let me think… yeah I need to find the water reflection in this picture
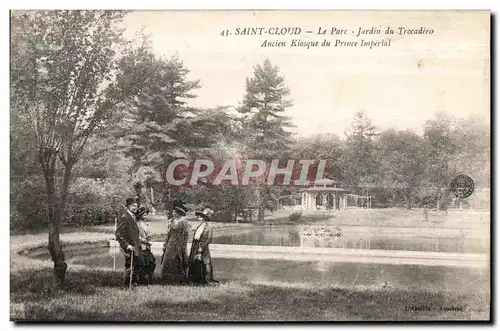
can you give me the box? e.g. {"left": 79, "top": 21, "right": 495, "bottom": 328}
{"left": 67, "top": 250, "right": 489, "bottom": 293}
{"left": 212, "top": 225, "right": 486, "bottom": 254}
{"left": 214, "top": 226, "right": 303, "bottom": 247}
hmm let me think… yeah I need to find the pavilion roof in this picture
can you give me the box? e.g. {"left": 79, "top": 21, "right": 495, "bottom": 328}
{"left": 299, "top": 187, "right": 350, "bottom": 193}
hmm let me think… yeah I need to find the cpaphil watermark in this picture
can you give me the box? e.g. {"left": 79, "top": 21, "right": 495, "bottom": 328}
{"left": 165, "top": 158, "right": 334, "bottom": 187}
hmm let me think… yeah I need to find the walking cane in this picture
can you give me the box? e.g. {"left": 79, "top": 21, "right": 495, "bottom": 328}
{"left": 129, "top": 250, "right": 134, "bottom": 289}
{"left": 160, "top": 248, "right": 165, "bottom": 265}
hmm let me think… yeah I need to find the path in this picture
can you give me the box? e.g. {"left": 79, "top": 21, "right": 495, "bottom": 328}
{"left": 107, "top": 240, "right": 489, "bottom": 268}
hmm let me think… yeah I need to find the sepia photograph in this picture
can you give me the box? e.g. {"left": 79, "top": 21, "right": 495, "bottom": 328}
{"left": 9, "top": 9, "right": 491, "bottom": 322}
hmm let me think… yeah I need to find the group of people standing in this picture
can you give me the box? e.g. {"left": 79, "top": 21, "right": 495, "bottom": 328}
{"left": 115, "top": 198, "right": 218, "bottom": 287}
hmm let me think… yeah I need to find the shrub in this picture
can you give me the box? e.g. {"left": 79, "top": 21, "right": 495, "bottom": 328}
{"left": 288, "top": 211, "right": 303, "bottom": 223}
{"left": 10, "top": 176, "right": 49, "bottom": 232}
{"left": 11, "top": 176, "right": 136, "bottom": 231}
{"left": 64, "top": 177, "right": 135, "bottom": 226}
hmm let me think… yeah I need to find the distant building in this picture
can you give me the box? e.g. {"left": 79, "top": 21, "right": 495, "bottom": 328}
{"left": 299, "top": 179, "right": 371, "bottom": 211}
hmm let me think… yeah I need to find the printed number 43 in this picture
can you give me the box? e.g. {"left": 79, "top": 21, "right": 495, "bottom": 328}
{"left": 220, "top": 29, "right": 230, "bottom": 37}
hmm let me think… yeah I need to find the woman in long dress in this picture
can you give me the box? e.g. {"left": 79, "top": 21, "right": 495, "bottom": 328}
{"left": 188, "top": 208, "right": 219, "bottom": 285}
{"left": 160, "top": 201, "right": 190, "bottom": 284}
{"left": 135, "top": 206, "right": 156, "bottom": 285}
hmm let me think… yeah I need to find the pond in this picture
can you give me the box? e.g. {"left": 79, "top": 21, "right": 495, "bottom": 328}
{"left": 210, "top": 225, "right": 488, "bottom": 254}
{"left": 59, "top": 247, "right": 489, "bottom": 293}
{"left": 28, "top": 224, "right": 488, "bottom": 293}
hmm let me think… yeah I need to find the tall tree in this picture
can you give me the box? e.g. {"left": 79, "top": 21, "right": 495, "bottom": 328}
{"left": 447, "top": 116, "right": 490, "bottom": 209}
{"left": 377, "top": 129, "right": 425, "bottom": 209}
{"left": 105, "top": 39, "right": 201, "bottom": 209}
{"left": 448, "top": 116, "right": 490, "bottom": 188}
{"left": 341, "top": 111, "right": 379, "bottom": 192}
{"left": 11, "top": 10, "right": 129, "bottom": 287}
{"left": 238, "top": 59, "right": 294, "bottom": 222}
{"left": 422, "top": 112, "right": 456, "bottom": 210}
{"left": 291, "top": 133, "right": 343, "bottom": 187}
{"left": 106, "top": 39, "right": 240, "bottom": 211}
{"left": 239, "top": 59, "right": 295, "bottom": 154}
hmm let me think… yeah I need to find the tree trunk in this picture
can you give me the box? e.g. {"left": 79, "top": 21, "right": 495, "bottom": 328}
{"left": 256, "top": 186, "right": 265, "bottom": 223}
{"left": 49, "top": 162, "right": 73, "bottom": 288}
{"left": 436, "top": 188, "right": 442, "bottom": 210}
{"left": 274, "top": 197, "right": 280, "bottom": 211}
{"left": 233, "top": 188, "right": 240, "bottom": 223}
{"left": 47, "top": 221, "right": 67, "bottom": 288}
{"left": 406, "top": 189, "right": 412, "bottom": 210}
{"left": 422, "top": 206, "right": 428, "bottom": 221}
{"left": 442, "top": 190, "right": 448, "bottom": 214}
{"left": 150, "top": 187, "right": 154, "bottom": 207}
{"left": 41, "top": 151, "right": 69, "bottom": 289}
{"left": 258, "top": 206, "right": 265, "bottom": 223}
{"left": 161, "top": 160, "right": 168, "bottom": 213}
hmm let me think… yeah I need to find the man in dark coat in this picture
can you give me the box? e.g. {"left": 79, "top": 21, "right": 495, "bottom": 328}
{"left": 115, "top": 198, "right": 141, "bottom": 286}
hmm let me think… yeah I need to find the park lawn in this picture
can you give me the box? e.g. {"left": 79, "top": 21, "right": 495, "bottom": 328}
{"left": 15, "top": 208, "right": 488, "bottom": 239}
{"left": 10, "top": 209, "right": 491, "bottom": 321}
{"left": 10, "top": 231, "right": 490, "bottom": 322}
{"left": 11, "top": 264, "right": 489, "bottom": 321}
{"left": 10, "top": 231, "right": 112, "bottom": 272}
{"left": 319, "top": 208, "right": 490, "bottom": 229}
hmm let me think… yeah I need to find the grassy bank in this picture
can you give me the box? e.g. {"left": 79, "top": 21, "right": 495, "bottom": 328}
{"left": 10, "top": 209, "right": 490, "bottom": 321}
{"left": 11, "top": 265, "right": 489, "bottom": 321}
{"left": 11, "top": 208, "right": 490, "bottom": 239}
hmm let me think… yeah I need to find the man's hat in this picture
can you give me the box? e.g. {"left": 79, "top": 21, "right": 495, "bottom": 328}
{"left": 172, "top": 199, "right": 188, "bottom": 216}
{"left": 125, "top": 198, "right": 136, "bottom": 207}
{"left": 136, "top": 206, "right": 150, "bottom": 218}
{"left": 195, "top": 208, "right": 214, "bottom": 220}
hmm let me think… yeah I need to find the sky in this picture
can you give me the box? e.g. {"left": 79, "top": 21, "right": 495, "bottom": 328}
{"left": 120, "top": 10, "right": 490, "bottom": 138}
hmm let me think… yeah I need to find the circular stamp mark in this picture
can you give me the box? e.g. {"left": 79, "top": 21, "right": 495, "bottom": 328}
{"left": 450, "top": 175, "right": 475, "bottom": 199}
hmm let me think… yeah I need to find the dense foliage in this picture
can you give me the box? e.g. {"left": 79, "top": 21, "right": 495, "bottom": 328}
{"left": 11, "top": 11, "right": 490, "bottom": 233}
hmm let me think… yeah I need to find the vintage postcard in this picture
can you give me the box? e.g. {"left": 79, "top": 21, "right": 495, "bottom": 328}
{"left": 10, "top": 10, "right": 490, "bottom": 322}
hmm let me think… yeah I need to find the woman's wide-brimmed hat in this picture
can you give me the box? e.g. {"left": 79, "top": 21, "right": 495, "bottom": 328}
{"left": 172, "top": 199, "right": 188, "bottom": 216}
{"left": 136, "top": 206, "right": 150, "bottom": 218}
{"left": 195, "top": 208, "right": 214, "bottom": 220}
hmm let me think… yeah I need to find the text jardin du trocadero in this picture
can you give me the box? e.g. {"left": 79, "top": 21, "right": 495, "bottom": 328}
{"left": 219, "top": 26, "right": 435, "bottom": 49}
